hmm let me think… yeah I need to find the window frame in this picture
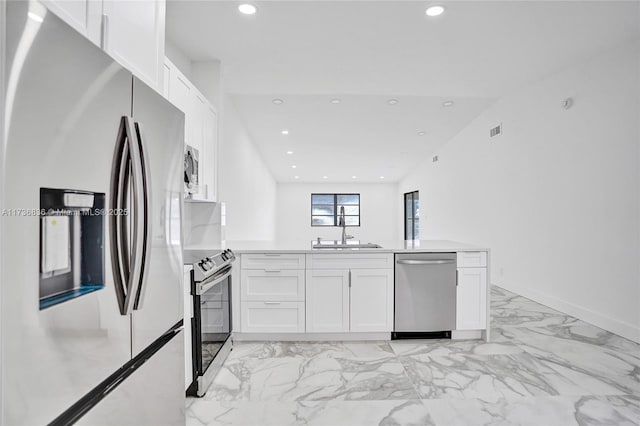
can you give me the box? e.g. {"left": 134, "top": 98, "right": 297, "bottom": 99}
{"left": 404, "top": 191, "right": 419, "bottom": 240}
{"left": 311, "top": 193, "right": 361, "bottom": 227}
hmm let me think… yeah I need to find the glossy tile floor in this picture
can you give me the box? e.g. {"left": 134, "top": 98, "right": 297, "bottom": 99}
{"left": 187, "top": 286, "right": 640, "bottom": 425}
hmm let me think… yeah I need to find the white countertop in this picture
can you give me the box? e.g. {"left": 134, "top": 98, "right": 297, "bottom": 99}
{"left": 221, "top": 239, "right": 489, "bottom": 254}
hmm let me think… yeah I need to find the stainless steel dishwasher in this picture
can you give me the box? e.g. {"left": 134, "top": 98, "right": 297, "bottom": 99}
{"left": 393, "top": 252, "right": 457, "bottom": 339}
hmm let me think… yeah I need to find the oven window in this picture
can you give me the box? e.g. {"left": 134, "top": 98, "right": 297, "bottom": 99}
{"left": 197, "top": 276, "right": 231, "bottom": 373}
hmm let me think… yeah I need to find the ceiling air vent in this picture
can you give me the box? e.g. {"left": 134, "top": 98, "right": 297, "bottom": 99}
{"left": 490, "top": 123, "right": 502, "bottom": 138}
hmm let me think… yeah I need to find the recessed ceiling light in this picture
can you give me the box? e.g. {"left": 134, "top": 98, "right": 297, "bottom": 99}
{"left": 272, "top": 98, "right": 283, "bottom": 105}
{"left": 294, "top": 176, "right": 299, "bottom": 179}
{"left": 418, "top": 131, "right": 426, "bottom": 136}
{"left": 281, "top": 129, "right": 289, "bottom": 135}
{"left": 442, "top": 100, "right": 454, "bottom": 107}
{"left": 330, "top": 98, "right": 341, "bottom": 104}
{"left": 380, "top": 176, "right": 385, "bottom": 179}
{"left": 291, "top": 165, "right": 297, "bottom": 169}
{"left": 352, "top": 176, "right": 357, "bottom": 179}
{"left": 238, "top": 3, "right": 257, "bottom": 15}
{"left": 387, "top": 99, "right": 399, "bottom": 105}
{"left": 286, "top": 151, "right": 293, "bottom": 155}
{"left": 426, "top": 5, "right": 445, "bottom": 17}
{"left": 322, "top": 176, "right": 328, "bottom": 179}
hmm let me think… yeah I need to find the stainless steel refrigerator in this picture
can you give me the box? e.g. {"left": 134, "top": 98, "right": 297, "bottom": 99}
{"left": 1, "top": 1, "right": 185, "bottom": 424}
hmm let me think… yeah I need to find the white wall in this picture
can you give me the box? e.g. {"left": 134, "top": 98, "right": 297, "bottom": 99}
{"left": 398, "top": 39, "right": 640, "bottom": 342}
{"left": 276, "top": 183, "right": 399, "bottom": 244}
{"left": 219, "top": 96, "right": 277, "bottom": 241}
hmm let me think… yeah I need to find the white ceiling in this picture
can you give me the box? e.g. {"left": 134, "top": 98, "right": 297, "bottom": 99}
{"left": 166, "top": 1, "right": 640, "bottom": 182}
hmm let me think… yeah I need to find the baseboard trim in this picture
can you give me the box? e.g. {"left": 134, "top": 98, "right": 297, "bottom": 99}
{"left": 233, "top": 332, "right": 391, "bottom": 341}
{"left": 497, "top": 283, "right": 640, "bottom": 344}
{"left": 451, "top": 330, "right": 483, "bottom": 340}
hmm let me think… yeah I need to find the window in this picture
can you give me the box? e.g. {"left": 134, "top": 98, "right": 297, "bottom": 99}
{"left": 311, "top": 193, "right": 360, "bottom": 226}
{"left": 404, "top": 191, "right": 419, "bottom": 240}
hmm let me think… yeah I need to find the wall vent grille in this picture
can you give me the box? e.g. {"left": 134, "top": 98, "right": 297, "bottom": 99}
{"left": 490, "top": 123, "right": 502, "bottom": 138}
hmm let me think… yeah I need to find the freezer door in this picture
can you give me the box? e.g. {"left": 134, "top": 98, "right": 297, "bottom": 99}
{"left": 130, "top": 77, "right": 185, "bottom": 355}
{"left": 2, "top": 2, "right": 132, "bottom": 424}
{"left": 76, "top": 330, "right": 186, "bottom": 426}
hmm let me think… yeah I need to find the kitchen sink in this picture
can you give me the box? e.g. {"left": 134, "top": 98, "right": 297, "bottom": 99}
{"left": 311, "top": 241, "right": 383, "bottom": 249}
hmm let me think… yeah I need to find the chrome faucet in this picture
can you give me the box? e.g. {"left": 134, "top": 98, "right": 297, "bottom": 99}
{"left": 338, "top": 206, "right": 354, "bottom": 244}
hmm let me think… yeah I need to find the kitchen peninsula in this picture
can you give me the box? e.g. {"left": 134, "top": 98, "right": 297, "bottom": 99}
{"left": 225, "top": 240, "right": 490, "bottom": 342}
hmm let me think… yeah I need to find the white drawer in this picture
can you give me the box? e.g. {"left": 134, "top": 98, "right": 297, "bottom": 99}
{"left": 457, "top": 251, "right": 487, "bottom": 268}
{"left": 241, "top": 253, "right": 306, "bottom": 270}
{"left": 241, "top": 270, "right": 305, "bottom": 302}
{"left": 306, "top": 253, "right": 393, "bottom": 269}
{"left": 241, "top": 301, "right": 305, "bottom": 333}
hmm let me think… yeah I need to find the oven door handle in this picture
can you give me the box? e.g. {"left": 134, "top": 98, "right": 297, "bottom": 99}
{"left": 196, "top": 265, "right": 233, "bottom": 295}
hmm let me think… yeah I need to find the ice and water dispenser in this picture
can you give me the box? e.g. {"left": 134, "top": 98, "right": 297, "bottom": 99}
{"left": 39, "top": 188, "right": 106, "bottom": 309}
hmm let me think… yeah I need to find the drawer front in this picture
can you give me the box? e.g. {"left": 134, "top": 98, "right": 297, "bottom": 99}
{"left": 457, "top": 251, "right": 487, "bottom": 268}
{"left": 241, "top": 253, "right": 306, "bottom": 270}
{"left": 241, "top": 270, "right": 305, "bottom": 302}
{"left": 307, "top": 253, "right": 393, "bottom": 269}
{"left": 241, "top": 301, "right": 305, "bottom": 333}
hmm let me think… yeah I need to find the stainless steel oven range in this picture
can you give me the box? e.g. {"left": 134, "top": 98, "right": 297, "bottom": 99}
{"left": 186, "top": 249, "right": 235, "bottom": 397}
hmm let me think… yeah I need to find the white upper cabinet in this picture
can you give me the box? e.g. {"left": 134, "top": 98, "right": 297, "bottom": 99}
{"left": 42, "top": 0, "right": 166, "bottom": 92}
{"left": 102, "top": 0, "right": 166, "bottom": 91}
{"left": 41, "top": 0, "right": 103, "bottom": 46}
{"left": 164, "top": 59, "right": 218, "bottom": 202}
{"left": 201, "top": 105, "right": 218, "bottom": 202}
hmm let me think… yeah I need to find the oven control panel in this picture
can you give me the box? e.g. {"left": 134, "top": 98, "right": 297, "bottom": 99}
{"left": 193, "top": 249, "right": 235, "bottom": 282}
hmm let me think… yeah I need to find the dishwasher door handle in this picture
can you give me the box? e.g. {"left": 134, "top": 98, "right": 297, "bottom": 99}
{"left": 396, "top": 259, "right": 456, "bottom": 265}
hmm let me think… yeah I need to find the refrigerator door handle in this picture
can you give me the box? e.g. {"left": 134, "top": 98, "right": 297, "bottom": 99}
{"left": 132, "top": 121, "right": 152, "bottom": 310}
{"left": 109, "top": 116, "right": 145, "bottom": 315}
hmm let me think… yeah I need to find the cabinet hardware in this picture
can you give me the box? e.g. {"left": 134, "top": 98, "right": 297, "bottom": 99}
{"left": 263, "top": 301, "right": 281, "bottom": 305}
{"left": 456, "top": 270, "right": 458, "bottom": 286}
{"left": 348, "top": 269, "right": 351, "bottom": 287}
{"left": 264, "top": 269, "right": 281, "bottom": 273}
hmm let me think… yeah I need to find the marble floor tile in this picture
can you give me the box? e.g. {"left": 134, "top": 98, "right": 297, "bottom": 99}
{"left": 187, "top": 399, "right": 433, "bottom": 426}
{"left": 187, "top": 284, "right": 640, "bottom": 425}
{"left": 421, "top": 394, "right": 640, "bottom": 426}
{"left": 390, "top": 339, "right": 525, "bottom": 357}
{"left": 399, "top": 350, "right": 625, "bottom": 400}
{"left": 203, "top": 355, "right": 419, "bottom": 402}
{"left": 520, "top": 342, "right": 640, "bottom": 395}
{"left": 228, "top": 341, "right": 395, "bottom": 361}
{"left": 491, "top": 306, "right": 580, "bottom": 328}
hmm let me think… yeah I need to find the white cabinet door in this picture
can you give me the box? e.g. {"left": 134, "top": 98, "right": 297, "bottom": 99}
{"left": 456, "top": 268, "right": 487, "bottom": 330}
{"left": 42, "top": 0, "right": 102, "bottom": 46}
{"left": 102, "top": 0, "right": 165, "bottom": 91}
{"left": 162, "top": 61, "right": 171, "bottom": 99}
{"left": 305, "top": 270, "right": 349, "bottom": 332}
{"left": 350, "top": 269, "right": 393, "bottom": 332}
{"left": 187, "top": 93, "right": 206, "bottom": 200}
{"left": 201, "top": 105, "right": 218, "bottom": 201}
{"left": 166, "top": 61, "right": 191, "bottom": 115}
